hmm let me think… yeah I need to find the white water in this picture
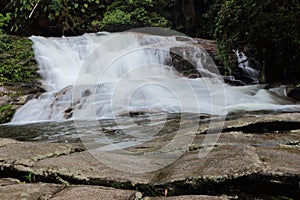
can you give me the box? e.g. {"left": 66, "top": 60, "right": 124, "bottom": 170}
{"left": 233, "top": 49, "right": 260, "bottom": 83}
{"left": 11, "top": 32, "right": 300, "bottom": 124}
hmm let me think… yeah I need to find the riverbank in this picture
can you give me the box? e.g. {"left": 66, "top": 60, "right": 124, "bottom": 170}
{"left": 0, "top": 34, "right": 42, "bottom": 123}
{"left": 1, "top": 113, "right": 299, "bottom": 199}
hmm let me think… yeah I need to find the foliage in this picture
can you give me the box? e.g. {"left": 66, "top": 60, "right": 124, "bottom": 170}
{"left": 0, "top": 35, "right": 39, "bottom": 83}
{"left": 0, "top": 104, "right": 12, "bottom": 112}
{"left": 3, "top": 0, "right": 180, "bottom": 35}
{"left": 214, "top": 0, "right": 300, "bottom": 83}
{"left": 24, "top": 171, "right": 36, "bottom": 183}
{"left": 94, "top": 0, "right": 170, "bottom": 31}
{"left": 0, "top": 12, "right": 10, "bottom": 34}
{"left": 5, "top": 0, "right": 108, "bottom": 35}
{"left": 0, "top": 104, "right": 14, "bottom": 123}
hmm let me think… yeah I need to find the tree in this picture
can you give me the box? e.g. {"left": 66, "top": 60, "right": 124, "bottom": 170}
{"left": 214, "top": 0, "right": 300, "bottom": 83}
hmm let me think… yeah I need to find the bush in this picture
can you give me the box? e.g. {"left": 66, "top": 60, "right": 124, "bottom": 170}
{"left": 0, "top": 12, "right": 10, "bottom": 34}
{"left": 0, "top": 35, "right": 39, "bottom": 83}
{"left": 94, "top": 0, "right": 170, "bottom": 31}
{"left": 3, "top": 0, "right": 175, "bottom": 36}
{"left": 214, "top": 0, "right": 300, "bottom": 83}
{"left": 4, "top": 0, "right": 108, "bottom": 36}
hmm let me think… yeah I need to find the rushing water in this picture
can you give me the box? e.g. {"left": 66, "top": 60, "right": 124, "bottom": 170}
{"left": 1, "top": 30, "right": 300, "bottom": 145}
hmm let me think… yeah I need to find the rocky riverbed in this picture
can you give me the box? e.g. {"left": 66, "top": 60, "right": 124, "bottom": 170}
{"left": 0, "top": 113, "right": 299, "bottom": 199}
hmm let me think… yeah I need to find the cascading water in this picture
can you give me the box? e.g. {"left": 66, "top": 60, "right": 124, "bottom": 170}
{"left": 11, "top": 32, "right": 300, "bottom": 124}
{"left": 233, "top": 49, "right": 260, "bottom": 83}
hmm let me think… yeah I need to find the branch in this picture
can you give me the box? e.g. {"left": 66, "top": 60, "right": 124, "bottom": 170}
{"left": 29, "top": 0, "right": 40, "bottom": 19}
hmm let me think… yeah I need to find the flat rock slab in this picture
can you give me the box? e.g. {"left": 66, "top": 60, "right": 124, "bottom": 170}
{"left": 0, "top": 178, "right": 228, "bottom": 200}
{"left": 0, "top": 113, "right": 299, "bottom": 198}
{"left": 0, "top": 178, "right": 141, "bottom": 200}
{"left": 0, "top": 181, "right": 62, "bottom": 200}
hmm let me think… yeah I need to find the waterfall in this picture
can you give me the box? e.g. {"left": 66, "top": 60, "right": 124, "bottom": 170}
{"left": 11, "top": 32, "right": 300, "bottom": 124}
{"left": 233, "top": 49, "right": 260, "bottom": 83}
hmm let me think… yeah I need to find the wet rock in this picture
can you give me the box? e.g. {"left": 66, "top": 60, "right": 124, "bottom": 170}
{"left": 64, "top": 107, "right": 73, "bottom": 119}
{"left": 2, "top": 82, "right": 45, "bottom": 95}
{"left": 0, "top": 82, "right": 45, "bottom": 123}
{"left": 170, "top": 44, "right": 218, "bottom": 78}
{"left": 169, "top": 37, "right": 222, "bottom": 79}
{"left": 287, "top": 87, "right": 300, "bottom": 101}
{"left": 193, "top": 38, "right": 218, "bottom": 63}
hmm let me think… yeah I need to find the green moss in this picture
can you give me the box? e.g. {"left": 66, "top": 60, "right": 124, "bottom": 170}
{"left": 0, "top": 35, "right": 40, "bottom": 83}
{"left": 0, "top": 104, "right": 12, "bottom": 112}
{"left": 0, "top": 104, "right": 15, "bottom": 123}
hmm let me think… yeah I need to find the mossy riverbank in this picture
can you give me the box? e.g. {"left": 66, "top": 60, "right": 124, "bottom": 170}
{"left": 0, "top": 34, "right": 42, "bottom": 123}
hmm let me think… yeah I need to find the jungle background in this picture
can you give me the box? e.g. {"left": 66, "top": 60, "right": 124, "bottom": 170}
{"left": 0, "top": 0, "right": 299, "bottom": 84}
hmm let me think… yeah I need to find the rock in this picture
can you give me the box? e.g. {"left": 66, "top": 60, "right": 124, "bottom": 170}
{"left": 0, "top": 113, "right": 299, "bottom": 198}
{"left": 0, "top": 178, "right": 20, "bottom": 186}
{"left": 168, "top": 37, "right": 223, "bottom": 79}
{"left": 0, "top": 182, "right": 62, "bottom": 200}
{"left": 64, "top": 107, "right": 73, "bottom": 119}
{"left": 50, "top": 186, "right": 141, "bottom": 200}
{"left": 0, "top": 141, "right": 84, "bottom": 166}
{"left": 170, "top": 44, "right": 218, "bottom": 78}
{"left": 287, "top": 87, "right": 300, "bottom": 101}
{"left": 0, "top": 82, "right": 45, "bottom": 123}
{"left": 0, "top": 179, "right": 141, "bottom": 200}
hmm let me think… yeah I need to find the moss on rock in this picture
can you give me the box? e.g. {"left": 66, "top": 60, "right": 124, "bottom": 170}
{"left": 0, "top": 34, "right": 41, "bottom": 123}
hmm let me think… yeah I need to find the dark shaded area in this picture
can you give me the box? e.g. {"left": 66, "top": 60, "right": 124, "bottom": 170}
{"left": 167, "top": 174, "right": 300, "bottom": 199}
{"left": 223, "top": 121, "right": 300, "bottom": 134}
{"left": 1, "top": 166, "right": 299, "bottom": 199}
{"left": 214, "top": 0, "right": 300, "bottom": 84}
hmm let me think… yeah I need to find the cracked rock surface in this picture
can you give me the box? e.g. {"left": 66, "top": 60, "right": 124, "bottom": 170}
{"left": 0, "top": 113, "right": 299, "bottom": 199}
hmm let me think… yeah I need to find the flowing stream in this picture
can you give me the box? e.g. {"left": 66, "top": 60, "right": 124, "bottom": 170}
{"left": 1, "top": 31, "right": 300, "bottom": 145}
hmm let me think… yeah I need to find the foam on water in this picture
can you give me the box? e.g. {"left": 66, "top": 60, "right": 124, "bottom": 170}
{"left": 11, "top": 32, "right": 300, "bottom": 124}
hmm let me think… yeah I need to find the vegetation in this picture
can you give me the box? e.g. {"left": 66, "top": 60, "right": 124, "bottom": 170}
{"left": 4, "top": 0, "right": 108, "bottom": 36}
{"left": 0, "top": 33, "right": 39, "bottom": 123}
{"left": 24, "top": 171, "right": 36, "bottom": 183}
{"left": 0, "top": 104, "right": 14, "bottom": 123}
{"left": 214, "top": 0, "right": 300, "bottom": 83}
{"left": 0, "top": 12, "right": 10, "bottom": 34}
{"left": 0, "top": 0, "right": 299, "bottom": 84}
{"left": 93, "top": 0, "right": 170, "bottom": 31}
{"left": 0, "top": 35, "right": 39, "bottom": 83}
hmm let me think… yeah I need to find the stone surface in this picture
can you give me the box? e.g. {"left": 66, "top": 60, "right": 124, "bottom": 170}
{"left": 0, "top": 178, "right": 20, "bottom": 186}
{"left": 0, "top": 113, "right": 299, "bottom": 198}
{"left": 0, "top": 178, "right": 230, "bottom": 200}
{"left": 0, "top": 82, "right": 44, "bottom": 123}
{"left": 0, "top": 179, "right": 141, "bottom": 200}
{"left": 0, "top": 182, "right": 62, "bottom": 200}
{"left": 0, "top": 141, "right": 84, "bottom": 166}
{"left": 50, "top": 185, "right": 141, "bottom": 200}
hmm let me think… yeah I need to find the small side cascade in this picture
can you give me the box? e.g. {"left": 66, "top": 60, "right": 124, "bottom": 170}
{"left": 233, "top": 49, "right": 260, "bottom": 84}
